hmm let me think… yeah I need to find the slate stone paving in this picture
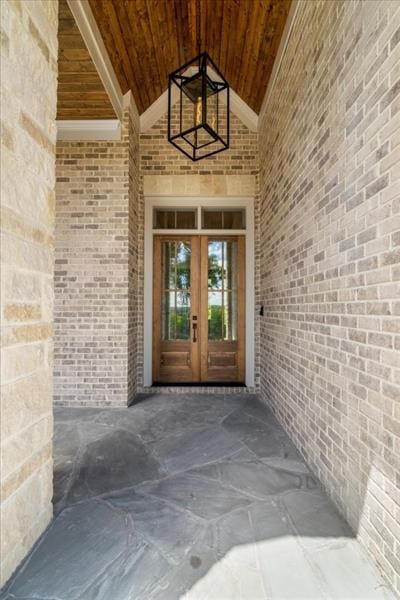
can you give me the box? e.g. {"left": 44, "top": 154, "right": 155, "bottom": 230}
{"left": 1, "top": 394, "right": 395, "bottom": 599}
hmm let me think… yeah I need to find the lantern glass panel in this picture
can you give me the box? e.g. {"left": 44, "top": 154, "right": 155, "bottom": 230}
{"left": 168, "top": 52, "right": 229, "bottom": 161}
{"left": 206, "top": 91, "right": 218, "bottom": 134}
{"left": 181, "top": 92, "right": 195, "bottom": 134}
{"left": 169, "top": 80, "right": 182, "bottom": 139}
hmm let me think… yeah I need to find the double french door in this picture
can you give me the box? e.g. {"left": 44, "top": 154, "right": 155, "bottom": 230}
{"left": 153, "top": 235, "right": 245, "bottom": 384}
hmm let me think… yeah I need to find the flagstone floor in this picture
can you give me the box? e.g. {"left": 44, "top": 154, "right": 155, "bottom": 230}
{"left": 1, "top": 394, "right": 395, "bottom": 600}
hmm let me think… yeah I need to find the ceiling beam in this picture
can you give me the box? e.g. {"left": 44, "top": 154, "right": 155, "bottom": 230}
{"left": 66, "top": 0, "right": 126, "bottom": 121}
{"left": 57, "top": 119, "right": 121, "bottom": 140}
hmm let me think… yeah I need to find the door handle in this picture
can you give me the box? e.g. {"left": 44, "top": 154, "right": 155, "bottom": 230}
{"left": 192, "top": 322, "right": 197, "bottom": 342}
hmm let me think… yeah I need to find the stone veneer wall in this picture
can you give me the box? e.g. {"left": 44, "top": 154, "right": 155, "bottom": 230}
{"left": 139, "top": 113, "right": 259, "bottom": 391}
{"left": 0, "top": 0, "right": 58, "bottom": 585}
{"left": 54, "top": 102, "right": 139, "bottom": 406}
{"left": 258, "top": 0, "right": 400, "bottom": 594}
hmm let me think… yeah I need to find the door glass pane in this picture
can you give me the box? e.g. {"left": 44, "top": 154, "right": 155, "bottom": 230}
{"left": 176, "top": 242, "right": 191, "bottom": 289}
{"left": 223, "top": 240, "right": 238, "bottom": 290}
{"left": 161, "top": 240, "right": 191, "bottom": 341}
{"left": 162, "top": 291, "right": 176, "bottom": 340}
{"left": 162, "top": 242, "right": 176, "bottom": 288}
{"left": 176, "top": 291, "right": 191, "bottom": 339}
{"left": 207, "top": 239, "right": 239, "bottom": 341}
{"left": 208, "top": 291, "right": 223, "bottom": 340}
{"left": 224, "top": 291, "right": 237, "bottom": 340}
{"left": 208, "top": 241, "right": 223, "bottom": 289}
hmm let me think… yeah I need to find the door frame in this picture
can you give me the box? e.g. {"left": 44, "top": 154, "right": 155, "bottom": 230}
{"left": 144, "top": 196, "right": 255, "bottom": 387}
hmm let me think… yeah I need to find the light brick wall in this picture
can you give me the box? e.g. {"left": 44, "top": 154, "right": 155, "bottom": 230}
{"left": 141, "top": 113, "right": 258, "bottom": 175}
{"left": 54, "top": 103, "right": 139, "bottom": 407}
{"left": 258, "top": 0, "right": 400, "bottom": 593}
{"left": 0, "top": 0, "right": 58, "bottom": 585}
{"left": 55, "top": 112, "right": 258, "bottom": 401}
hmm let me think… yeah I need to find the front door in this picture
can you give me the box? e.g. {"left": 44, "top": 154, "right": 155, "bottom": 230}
{"left": 153, "top": 235, "right": 245, "bottom": 384}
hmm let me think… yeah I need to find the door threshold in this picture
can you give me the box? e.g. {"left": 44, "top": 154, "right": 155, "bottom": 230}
{"left": 152, "top": 382, "right": 246, "bottom": 387}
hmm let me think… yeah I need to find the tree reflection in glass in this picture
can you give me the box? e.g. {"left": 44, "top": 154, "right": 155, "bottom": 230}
{"left": 208, "top": 240, "right": 238, "bottom": 341}
{"left": 161, "top": 241, "right": 191, "bottom": 340}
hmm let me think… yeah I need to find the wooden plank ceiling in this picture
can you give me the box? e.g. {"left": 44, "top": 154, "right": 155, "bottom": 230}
{"left": 89, "top": 0, "right": 291, "bottom": 115}
{"left": 58, "top": 0, "right": 291, "bottom": 119}
{"left": 57, "top": 0, "right": 116, "bottom": 119}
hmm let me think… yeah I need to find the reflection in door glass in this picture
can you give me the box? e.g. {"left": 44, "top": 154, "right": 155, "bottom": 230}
{"left": 224, "top": 290, "right": 238, "bottom": 340}
{"left": 162, "top": 242, "right": 176, "bottom": 289}
{"left": 223, "top": 241, "right": 238, "bottom": 290}
{"left": 176, "top": 291, "right": 190, "bottom": 339}
{"left": 207, "top": 240, "right": 238, "bottom": 341}
{"left": 162, "top": 291, "right": 175, "bottom": 340}
{"left": 176, "top": 242, "right": 190, "bottom": 289}
{"left": 161, "top": 241, "right": 191, "bottom": 340}
{"left": 208, "top": 291, "right": 223, "bottom": 339}
{"left": 208, "top": 241, "right": 223, "bottom": 289}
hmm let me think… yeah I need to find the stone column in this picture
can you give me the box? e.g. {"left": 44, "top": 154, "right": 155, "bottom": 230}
{"left": 0, "top": 0, "right": 58, "bottom": 585}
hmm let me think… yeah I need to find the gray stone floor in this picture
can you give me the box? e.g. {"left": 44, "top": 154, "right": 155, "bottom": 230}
{"left": 1, "top": 394, "right": 395, "bottom": 600}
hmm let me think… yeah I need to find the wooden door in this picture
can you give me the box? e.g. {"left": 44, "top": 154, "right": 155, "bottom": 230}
{"left": 200, "top": 236, "right": 245, "bottom": 383}
{"left": 153, "top": 235, "right": 245, "bottom": 384}
{"left": 153, "top": 236, "right": 200, "bottom": 383}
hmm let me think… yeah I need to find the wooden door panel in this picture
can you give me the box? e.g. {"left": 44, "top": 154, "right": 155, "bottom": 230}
{"left": 153, "top": 235, "right": 200, "bottom": 383}
{"left": 208, "top": 352, "right": 237, "bottom": 367}
{"left": 160, "top": 350, "right": 191, "bottom": 366}
{"left": 200, "top": 236, "right": 245, "bottom": 383}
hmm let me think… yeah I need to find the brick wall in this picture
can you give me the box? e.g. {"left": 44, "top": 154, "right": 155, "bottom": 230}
{"left": 141, "top": 113, "right": 258, "bottom": 175}
{"left": 258, "top": 0, "right": 400, "bottom": 593}
{"left": 55, "top": 112, "right": 259, "bottom": 402}
{"left": 54, "top": 102, "right": 139, "bottom": 406}
{"left": 0, "top": 0, "right": 58, "bottom": 585}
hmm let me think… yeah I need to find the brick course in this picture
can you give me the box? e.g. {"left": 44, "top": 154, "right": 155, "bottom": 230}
{"left": 258, "top": 0, "right": 400, "bottom": 593}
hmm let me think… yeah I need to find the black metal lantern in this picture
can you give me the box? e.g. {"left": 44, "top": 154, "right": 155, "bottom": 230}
{"left": 168, "top": 52, "right": 230, "bottom": 161}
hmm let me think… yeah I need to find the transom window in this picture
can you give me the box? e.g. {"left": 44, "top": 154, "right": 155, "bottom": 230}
{"left": 202, "top": 209, "right": 245, "bottom": 229}
{"left": 153, "top": 207, "right": 246, "bottom": 230}
{"left": 154, "top": 209, "right": 197, "bottom": 229}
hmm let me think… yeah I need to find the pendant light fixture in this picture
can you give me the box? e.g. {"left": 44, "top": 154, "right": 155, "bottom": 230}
{"left": 167, "top": 1, "right": 230, "bottom": 161}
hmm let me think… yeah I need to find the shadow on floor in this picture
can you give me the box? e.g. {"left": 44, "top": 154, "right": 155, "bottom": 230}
{"left": 1, "top": 395, "right": 395, "bottom": 599}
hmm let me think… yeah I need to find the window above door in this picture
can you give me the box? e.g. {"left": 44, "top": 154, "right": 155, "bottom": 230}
{"left": 154, "top": 208, "right": 197, "bottom": 230}
{"left": 153, "top": 207, "right": 246, "bottom": 231}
